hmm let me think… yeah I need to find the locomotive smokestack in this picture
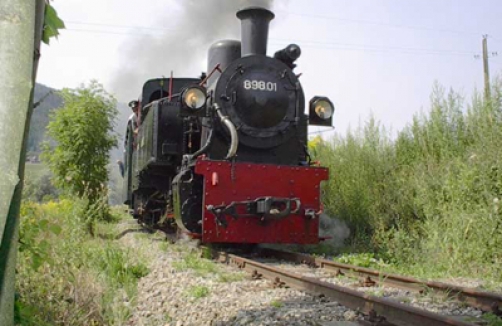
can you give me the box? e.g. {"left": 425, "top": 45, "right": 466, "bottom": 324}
{"left": 236, "top": 7, "right": 275, "bottom": 57}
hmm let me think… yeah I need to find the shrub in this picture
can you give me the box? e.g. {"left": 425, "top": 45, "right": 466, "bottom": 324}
{"left": 314, "top": 79, "right": 502, "bottom": 280}
{"left": 41, "top": 82, "right": 118, "bottom": 232}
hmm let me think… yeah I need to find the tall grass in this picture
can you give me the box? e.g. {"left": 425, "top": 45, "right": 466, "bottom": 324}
{"left": 315, "top": 80, "right": 502, "bottom": 280}
{"left": 16, "top": 198, "right": 149, "bottom": 325}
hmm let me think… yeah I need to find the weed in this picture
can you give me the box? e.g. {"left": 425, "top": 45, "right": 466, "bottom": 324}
{"left": 187, "top": 285, "right": 210, "bottom": 299}
{"left": 481, "top": 313, "right": 502, "bottom": 326}
{"left": 159, "top": 241, "right": 170, "bottom": 252}
{"left": 91, "top": 244, "right": 149, "bottom": 287}
{"left": 217, "top": 272, "right": 245, "bottom": 283}
{"left": 399, "top": 297, "right": 412, "bottom": 304}
{"left": 335, "top": 253, "right": 388, "bottom": 269}
{"left": 270, "top": 300, "right": 283, "bottom": 308}
{"left": 173, "top": 252, "right": 219, "bottom": 276}
{"left": 366, "top": 288, "right": 385, "bottom": 297}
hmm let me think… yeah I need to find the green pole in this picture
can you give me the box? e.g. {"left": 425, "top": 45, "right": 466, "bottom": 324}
{"left": 0, "top": 1, "right": 45, "bottom": 325}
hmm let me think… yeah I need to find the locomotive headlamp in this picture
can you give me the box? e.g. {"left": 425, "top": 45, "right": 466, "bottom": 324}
{"left": 314, "top": 100, "right": 333, "bottom": 120}
{"left": 182, "top": 86, "right": 206, "bottom": 110}
{"left": 309, "top": 96, "right": 334, "bottom": 126}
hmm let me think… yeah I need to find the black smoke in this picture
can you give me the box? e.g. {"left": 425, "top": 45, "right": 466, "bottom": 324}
{"left": 111, "top": 0, "right": 278, "bottom": 101}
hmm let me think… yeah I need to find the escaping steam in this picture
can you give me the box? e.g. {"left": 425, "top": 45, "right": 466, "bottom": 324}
{"left": 318, "top": 213, "right": 350, "bottom": 249}
{"left": 111, "top": 0, "right": 279, "bottom": 101}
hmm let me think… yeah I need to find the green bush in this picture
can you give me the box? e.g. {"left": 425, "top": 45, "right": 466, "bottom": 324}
{"left": 314, "top": 80, "right": 502, "bottom": 280}
{"left": 23, "top": 170, "right": 59, "bottom": 203}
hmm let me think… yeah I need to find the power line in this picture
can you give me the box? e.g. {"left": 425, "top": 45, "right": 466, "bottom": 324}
{"left": 271, "top": 38, "right": 478, "bottom": 56}
{"left": 64, "top": 20, "right": 496, "bottom": 55}
{"left": 64, "top": 28, "right": 163, "bottom": 37}
{"left": 276, "top": 10, "right": 483, "bottom": 37}
{"left": 67, "top": 21, "right": 180, "bottom": 32}
{"left": 62, "top": 28, "right": 481, "bottom": 57}
{"left": 68, "top": 16, "right": 486, "bottom": 38}
{"left": 270, "top": 43, "right": 475, "bottom": 57}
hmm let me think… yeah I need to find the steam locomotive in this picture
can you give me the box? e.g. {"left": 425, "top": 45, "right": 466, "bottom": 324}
{"left": 122, "top": 6, "right": 334, "bottom": 244}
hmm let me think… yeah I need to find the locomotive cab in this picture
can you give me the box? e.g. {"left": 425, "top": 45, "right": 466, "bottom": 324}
{"left": 123, "top": 77, "right": 202, "bottom": 227}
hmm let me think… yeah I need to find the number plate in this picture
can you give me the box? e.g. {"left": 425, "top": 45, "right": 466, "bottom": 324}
{"left": 243, "top": 79, "right": 277, "bottom": 92}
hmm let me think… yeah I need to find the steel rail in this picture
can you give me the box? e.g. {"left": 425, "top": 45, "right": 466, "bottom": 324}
{"left": 209, "top": 249, "right": 476, "bottom": 326}
{"left": 259, "top": 248, "right": 502, "bottom": 314}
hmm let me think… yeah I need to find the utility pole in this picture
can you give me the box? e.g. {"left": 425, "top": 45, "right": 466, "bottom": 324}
{"left": 482, "top": 35, "right": 491, "bottom": 101}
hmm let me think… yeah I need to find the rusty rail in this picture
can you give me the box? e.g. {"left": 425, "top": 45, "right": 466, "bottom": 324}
{"left": 259, "top": 248, "right": 502, "bottom": 315}
{"left": 209, "top": 249, "right": 476, "bottom": 326}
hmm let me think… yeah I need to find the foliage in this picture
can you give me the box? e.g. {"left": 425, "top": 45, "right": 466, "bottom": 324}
{"left": 172, "top": 252, "right": 219, "bottom": 276}
{"left": 270, "top": 300, "right": 283, "bottom": 308}
{"left": 335, "top": 253, "right": 389, "bottom": 269}
{"left": 42, "top": 1, "right": 65, "bottom": 45}
{"left": 217, "top": 272, "right": 244, "bottom": 283}
{"left": 23, "top": 173, "right": 58, "bottom": 203}
{"left": 42, "top": 81, "right": 117, "bottom": 200}
{"left": 42, "top": 82, "right": 117, "bottom": 226}
{"left": 481, "top": 313, "right": 502, "bottom": 326}
{"left": 18, "top": 202, "right": 61, "bottom": 270}
{"left": 16, "top": 198, "right": 149, "bottom": 325}
{"left": 186, "top": 285, "right": 210, "bottom": 299}
{"left": 314, "top": 79, "right": 502, "bottom": 280}
{"left": 170, "top": 249, "right": 244, "bottom": 283}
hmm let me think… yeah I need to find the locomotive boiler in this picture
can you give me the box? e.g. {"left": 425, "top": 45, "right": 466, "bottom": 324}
{"left": 123, "top": 6, "right": 334, "bottom": 244}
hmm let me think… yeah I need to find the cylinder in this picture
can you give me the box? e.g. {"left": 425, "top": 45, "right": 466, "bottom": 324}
{"left": 207, "top": 40, "right": 241, "bottom": 88}
{"left": 236, "top": 6, "right": 275, "bottom": 57}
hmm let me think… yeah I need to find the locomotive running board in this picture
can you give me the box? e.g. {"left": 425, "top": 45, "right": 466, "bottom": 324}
{"left": 194, "top": 157, "right": 328, "bottom": 244}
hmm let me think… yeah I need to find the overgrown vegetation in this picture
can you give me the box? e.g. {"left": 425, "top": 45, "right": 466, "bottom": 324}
{"left": 16, "top": 199, "right": 149, "bottom": 325}
{"left": 186, "top": 285, "right": 210, "bottom": 299}
{"left": 172, "top": 250, "right": 245, "bottom": 283}
{"left": 42, "top": 82, "right": 117, "bottom": 231}
{"left": 16, "top": 82, "right": 135, "bottom": 324}
{"left": 313, "top": 80, "right": 502, "bottom": 281}
{"left": 335, "top": 252, "right": 389, "bottom": 269}
{"left": 270, "top": 300, "right": 283, "bottom": 308}
{"left": 173, "top": 252, "right": 220, "bottom": 276}
{"left": 22, "top": 164, "right": 58, "bottom": 202}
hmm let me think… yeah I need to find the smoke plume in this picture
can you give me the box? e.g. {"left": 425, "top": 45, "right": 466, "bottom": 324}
{"left": 318, "top": 213, "right": 351, "bottom": 249}
{"left": 111, "top": 0, "right": 277, "bottom": 101}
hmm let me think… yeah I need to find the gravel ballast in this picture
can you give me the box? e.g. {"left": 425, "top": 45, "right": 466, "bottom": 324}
{"left": 122, "top": 233, "right": 490, "bottom": 325}
{"left": 126, "top": 237, "right": 361, "bottom": 325}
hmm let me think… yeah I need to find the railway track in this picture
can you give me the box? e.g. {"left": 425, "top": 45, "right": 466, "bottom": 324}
{"left": 205, "top": 246, "right": 501, "bottom": 326}
{"left": 260, "top": 248, "right": 502, "bottom": 315}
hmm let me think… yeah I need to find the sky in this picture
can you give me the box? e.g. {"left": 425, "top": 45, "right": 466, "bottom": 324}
{"left": 36, "top": 0, "right": 502, "bottom": 138}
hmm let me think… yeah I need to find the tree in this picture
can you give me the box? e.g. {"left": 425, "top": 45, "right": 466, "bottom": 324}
{"left": 42, "top": 82, "right": 118, "bottom": 224}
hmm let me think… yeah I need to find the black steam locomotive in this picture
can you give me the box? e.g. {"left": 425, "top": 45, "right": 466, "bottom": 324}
{"left": 123, "top": 7, "right": 333, "bottom": 244}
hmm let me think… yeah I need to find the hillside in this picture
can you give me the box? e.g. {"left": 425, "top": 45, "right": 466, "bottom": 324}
{"left": 28, "top": 84, "right": 63, "bottom": 155}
